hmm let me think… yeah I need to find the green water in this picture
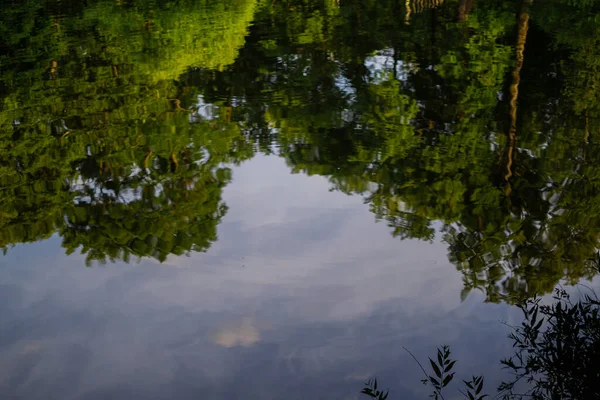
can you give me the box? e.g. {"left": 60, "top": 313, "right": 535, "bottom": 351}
{"left": 1, "top": 0, "right": 600, "bottom": 398}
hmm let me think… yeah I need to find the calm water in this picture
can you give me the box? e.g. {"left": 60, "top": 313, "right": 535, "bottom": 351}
{"left": 1, "top": 0, "right": 600, "bottom": 398}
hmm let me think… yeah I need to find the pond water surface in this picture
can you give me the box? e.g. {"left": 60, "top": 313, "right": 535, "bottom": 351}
{"left": 1, "top": 0, "right": 600, "bottom": 399}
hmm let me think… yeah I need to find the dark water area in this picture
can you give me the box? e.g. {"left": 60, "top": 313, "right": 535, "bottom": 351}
{"left": 1, "top": 0, "right": 600, "bottom": 398}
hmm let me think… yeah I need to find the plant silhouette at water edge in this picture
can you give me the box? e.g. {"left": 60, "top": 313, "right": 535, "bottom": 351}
{"left": 361, "top": 286, "right": 600, "bottom": 400}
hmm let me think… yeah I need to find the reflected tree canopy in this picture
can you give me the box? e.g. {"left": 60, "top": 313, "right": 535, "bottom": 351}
{"left": 0, "top": 0, "right": 257, "bottom": 263}
{"left": 2, "top": 0, "right": 600, "bottom": 298}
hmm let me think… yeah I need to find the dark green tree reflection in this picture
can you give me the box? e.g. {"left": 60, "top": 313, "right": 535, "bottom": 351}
{"left": 2, "top": 0, "right": 600, "bottom": 299}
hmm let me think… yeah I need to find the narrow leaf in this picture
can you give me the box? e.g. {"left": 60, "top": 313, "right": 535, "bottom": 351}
{"left": 476, "top": 377, "right": 483, "bottom": 394}
{"left": 429, "top": 359, "right": 442, "bottom": 378}
{"left": 442, "top": 373, "right": 454, "bottom": 387}
{"left": 444, "top": 360, "right": 457, "bottom": 372}
{"left": 534, "top": 318, "right": 543, "bottom": 330}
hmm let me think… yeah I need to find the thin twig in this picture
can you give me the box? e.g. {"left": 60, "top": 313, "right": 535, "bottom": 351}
{"left": 498, "top": 319, "right": 519, "bottom": 330}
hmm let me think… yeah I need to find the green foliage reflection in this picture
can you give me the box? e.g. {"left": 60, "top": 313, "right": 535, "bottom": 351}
{"left": 2, "top": 0, "right": 600, "bottom": 300}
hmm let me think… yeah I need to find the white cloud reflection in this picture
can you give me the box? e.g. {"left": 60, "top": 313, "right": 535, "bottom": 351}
{"left": 213, "top": 318, "right": 260, "bottom": 348}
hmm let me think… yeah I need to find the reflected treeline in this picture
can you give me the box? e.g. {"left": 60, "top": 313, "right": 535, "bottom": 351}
{"left": 2, "top": 0, "right": 600, "bottom": 300}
